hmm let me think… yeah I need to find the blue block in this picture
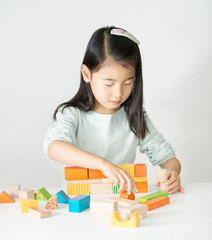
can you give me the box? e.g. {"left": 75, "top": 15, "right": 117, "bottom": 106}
{"left": 69, "top": 195, "right": 90, "bottom": 212}
{"left": 56, "top": 190, "right": 70, "bottom": 204}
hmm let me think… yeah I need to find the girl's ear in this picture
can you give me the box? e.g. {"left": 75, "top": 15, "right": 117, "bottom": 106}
{"left": 81, "top": 64, "right": 91, "bottom": 83}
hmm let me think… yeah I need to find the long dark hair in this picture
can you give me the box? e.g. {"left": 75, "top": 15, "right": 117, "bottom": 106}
{"left": 53, "top": 26, "right": 149, "bottom": 140}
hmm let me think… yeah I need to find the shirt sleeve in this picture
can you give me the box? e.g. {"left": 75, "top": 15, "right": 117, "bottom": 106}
{"left": 43, "top": 106, "right": 78, "bottom": 154}
{"left": 139, "top": 110, "right": 176, "bottom": 166}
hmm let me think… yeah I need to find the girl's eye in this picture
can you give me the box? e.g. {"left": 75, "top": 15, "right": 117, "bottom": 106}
{"left": 125, "top": 82, "right": 133, "bottom": 85}
{"left": 105, "top": 84, "right": 112, "bottom": 87}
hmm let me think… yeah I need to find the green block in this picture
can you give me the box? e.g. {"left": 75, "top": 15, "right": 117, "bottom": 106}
{"left": 34, "top": 187, "right": 51, "bottom": 201}
{"left": 138, "top": 191, "right": 168, "bottom": 203}
{"left": 113, "top": 184, "right": 135, "bottom": 194}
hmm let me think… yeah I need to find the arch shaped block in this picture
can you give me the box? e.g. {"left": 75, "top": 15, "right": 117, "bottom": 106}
{"left": 111, "top": 211, "right": 140, "bottom": 228}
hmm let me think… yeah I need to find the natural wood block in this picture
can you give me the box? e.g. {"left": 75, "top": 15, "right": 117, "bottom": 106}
{"left": 7, "top": 184, "right": 20, "bottom": 198}
{"left": 90, "top": 183, "right": 113, "bottom": 194}
{"left": 119, "top": 203, "right": 147, "bottom": 220}
{"left": 100, "top": 178, "right": 114, "bottom": 183}
{"left": 28, "top": 207, "right": 51, "bottom": 218}
{"left": 19, "top": 189, "right": 34, "bottom": 199}
{"left": 88, "top": 169, "right": 107, "bottom": 179}
{"left": 117, "top": 163, "right": 135, "bottom": 177}
{"left": 107, "top": 197, "right": 138, "bottom": 207}
{"left": 65, "top": 167, "right": 88, "bottom": 180}
{"left": 160, "top": 182, "right": 167, "bottom": 191}
{"left": 156, "top": 169, "right": 168, "bottom": 183}
{"left": 134, "top": 164, "right": 147, "bottom": 177}
{"left": 90, "top": 200, "right": 118, "bottom": 215}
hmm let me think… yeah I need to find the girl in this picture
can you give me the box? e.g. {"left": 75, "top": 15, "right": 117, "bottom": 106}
{"left": 43, "top": 26, "right": 184, "bottom": 195}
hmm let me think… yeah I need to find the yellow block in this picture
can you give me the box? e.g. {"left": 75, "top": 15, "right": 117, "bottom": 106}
{"left": 111, "top": 211, "right": 140, "bottom": 227}
{"left": 19, "top": 198, "right": 38, "bottom": 213}
{"left": 67, "top": 184, "right": 90, "bottom": 195}
{"left": 117, "top": 163, "right": 135, "bottom": 177}
{"left": 132, "top": 177, "right": 147, "bottom": 182}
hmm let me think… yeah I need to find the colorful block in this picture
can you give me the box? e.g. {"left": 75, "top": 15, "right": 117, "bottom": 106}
{"left": 119, "top": 191, "right": 135, "bottom": 200}
{"left": 7, "top": 184, "right": 20, "bottom": 198}
{"left": 142, "top": 196, "right": 170, "bottom": 211}
{"left": 136, "top": 182, "right": 148, "bottom": 193}
{"left": 66, "top": 179, "right": 101, "bottom": 184}
{"left": 56, "top": 190, "right": 70, "bottom": 204}
{"left": 46, "top": 195, "right": 58, "bottom": 210}
{"left": 67, "top": 184, "right": 90, "bottom": 195}
{"left": 65, "top": 167, "right": 88, "bottom": 180}
{"left": 34, "top": 188, "right": 51, "bottom": 201}
{"left": 28, "top": 207, "right": 51, "bottom": 218}
{"left": 111, "top": 211, "right": 140, "bottom": 227}
{"left": 117, "top": 163, "right": 135, "bottom": 177}
{"left": 88, "top": 169, "right": 107, "bottom": 179}
{"left": 134, "top": 164, "right": 147, "bottom": 177}
{"left": 138, "top": 191, "right": 169, "bottom": 203}
{"left": 113, "top": 184, "right": 135, "bottom": 194}
{"left": 69, "top": 195, "right": 90, "bottom": 213}
{"left": 19, "top": 189, "right": 34, "bottom": 199}
{"left": 0, "top": 191, "right": 15, "bottom": 203}
{"left": 19, "top": 198, "right": 38, "bottom": 213}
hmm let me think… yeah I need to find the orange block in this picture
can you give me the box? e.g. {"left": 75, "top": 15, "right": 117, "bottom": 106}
{"left": 88, "top": 169, "right": 107, "bottom": 179}
{"left": 0, "top": 191, "right": 15, "bottom": 203}
{"left": 142, "top": 196, "right": 170, "bottom": 211}
{"left": 134, "top": 164, "right": 147, "bottom": 177}
{"left": 119, "top": 191, "right": 135, "bottom": 200}
{"left": 65, "top": 167, "right": 88, "bottom": 180}
{"left": 136, "top": 182, "right": 148, "bottom": 193}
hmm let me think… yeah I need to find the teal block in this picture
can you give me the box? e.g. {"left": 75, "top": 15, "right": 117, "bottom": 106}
{"left": 69, "top": 195, "right": 90, "bottom": 212}
{"left": 56, "top": 190, "right": 70, "bottom": 204}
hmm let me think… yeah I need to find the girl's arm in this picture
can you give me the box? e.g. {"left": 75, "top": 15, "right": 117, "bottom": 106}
{"left": 48, "top": 140, "right": 137, "bottom": 194}
{"left": 159, "top": 157, "right": 184, "bottom": 194}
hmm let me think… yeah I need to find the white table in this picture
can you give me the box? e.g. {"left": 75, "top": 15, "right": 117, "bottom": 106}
{"left": 0, "top": 183, "right": 212, "bottom": 240}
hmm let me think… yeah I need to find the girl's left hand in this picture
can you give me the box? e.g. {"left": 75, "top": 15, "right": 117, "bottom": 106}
{"left": 156, "top": 170, "right": 185, "bottom": 194}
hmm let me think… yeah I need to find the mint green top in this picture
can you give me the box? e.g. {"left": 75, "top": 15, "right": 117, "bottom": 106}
{"left": 43, "top": 106, "right": 176, "bottom": 166}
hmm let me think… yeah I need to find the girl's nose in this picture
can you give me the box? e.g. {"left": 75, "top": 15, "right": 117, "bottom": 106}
{"left": 113, "top": 86, "right": 122, "bottom": 99}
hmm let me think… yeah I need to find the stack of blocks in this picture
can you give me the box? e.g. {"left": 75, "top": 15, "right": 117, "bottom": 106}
{"left": 65, "top": 163, "right": 148, "bottom": 195}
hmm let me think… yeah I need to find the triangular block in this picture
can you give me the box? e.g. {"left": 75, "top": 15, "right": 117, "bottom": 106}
{"left": 34, "top": 187, "right": 51, "bottom": 201}
{"left": 46, "top": 195, "right": 58, "bottom": 210}
{"left": 56, "top": 190, "right": 70, "bottom": 203}
{"left": 0, "top": 191, "right": 15, "bottom": 203}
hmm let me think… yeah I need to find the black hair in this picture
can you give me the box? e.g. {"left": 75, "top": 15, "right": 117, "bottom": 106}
{"left": 53, "top": 25, "right": 149, "bottom": 140}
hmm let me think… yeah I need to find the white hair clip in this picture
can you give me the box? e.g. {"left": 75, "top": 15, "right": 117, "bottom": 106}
{"left": 110, "top": 28, "right": 140, "bottom": 45}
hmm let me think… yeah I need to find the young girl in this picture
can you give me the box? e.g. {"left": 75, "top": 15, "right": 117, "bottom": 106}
{"left": 43, "top": 26, "right": 184, "bottom": 195}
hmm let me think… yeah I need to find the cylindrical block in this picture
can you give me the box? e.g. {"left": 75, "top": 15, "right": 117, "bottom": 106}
{"left": 160, "top": 182, "right": 167, "bottom": 191}
{"left": 156, "top": 169, "right": 168, "bottom": 183}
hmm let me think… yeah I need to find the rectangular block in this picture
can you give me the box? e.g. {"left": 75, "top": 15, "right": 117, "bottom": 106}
{"left": 136, "top": 182, "right": 148, "bottom": 193}
{"left": 142, "top": 196, "right": 170, "bottom": 211}
{"left": 28, "top": 207, "right": 51, "bottom": 218}
{"left": 100, "top": 178, "right": 114, "bottom": 183}
{"left": 132, "top": 177, "right": 147, "bottom": 182}
{"left": 138, "top": 191, "right": 169, "bottom": 203}
{"left": 90, "top": 200, "right": 118, "bottom": 215}
{"left": 65, "top": 167, "right": 88, "bottom": 180}
{"left": 7, "top": 184, "right": 20, "bottom": 198}
{"left": 134, "top": 164, "right": 147, "bottom": 177}
{"left": 90, "top": 183, "right": 113, "bottom": 194}
{"left": 19, "top": 199, "right": 38, "bottom": 213}
{"left": 107, "top": 197, "right": 138, "bottom": 207}
{"left": 88, "top": 169, "right": 107, "bottom": 179}
{"left": 117, "top": 163, "right": 135, "bottom": 177}
{"left": 67, "top": 184, "right": 90, "bottom": 195}
{"left": 119, "top": 203, "right": 147, "bottom": 220}
{"left": 67, "top": 179, "right": 101, "bottom": 184}
{"left": 19, "top": 189, "right": 34, "bottom": 199}
{"left": 69, "top": 195, "right": 90, "bottom": 212}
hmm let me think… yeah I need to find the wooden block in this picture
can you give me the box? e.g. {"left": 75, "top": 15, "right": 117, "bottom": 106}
{"left": 132, "top": 177, "right": 147, "bottom": 182}
{"left": 119, "top": 203, "right": 147, "bottom": 220}
{"left": 156, "top": 169, "right": 168, "bottom": 182}
{"left": 67, "top": 179, "right": 101, "bottom": 184}
{"left": 107, "top": 197, "right": 138, "bottom": 207}
{"left": 65, "top": 167, "right": 88, "bottom": 180}
{"left": 117, "top": 163, "right": 135, "bottom": 177}
{"left": 90, "top": 200, "right": 118, "bottom": 215}
{"left": 111, "top": 211, "right": 140, "bottom": 228}
{"left": 134, "top": 164, "right": 147, "bottom": 177}
{"left": 69, "top": 195, "right": 90, "bottom": 212}
{"left": 100, "top": 178, "right": 114, "bottom": 183}
{"left": 119, "top": 191, "right": 135, "bottom": 200}
{"left": 160, "top": 182, "right": 167, "bottom": 191}
{"left": 138, "top": 191, "right": 169, "bottom": 203}
{"left": 34, "top": 188, "right": 51, "bottom": 201}
{"left": 46, "top": 195, "right": 58, "bottom": 210}
{"left": 67, "top": 184, "right": 90, "bottom": 195}
{"left": 28, "top": 207, "right": 51, "bottom": 218}
{"left": 142, "top": 196, "right": 170, "bottom": 211}
{"left": 56, "top": 190, "right": 70, "bottom": 203}
{"left": 19, "top": 198, "right": 38, "bottom": 213}
{"left": 136, "top": 182, "right": 148, "bottom": 193}
{"left": 88, "top": 169, "right": 107, "bottom": 179}
{"left": 90, "top": 183, "right": 113, "bottom": 194}
{"left": 0, "top": 191, "right": 15, "bottom": 203}
{"left": 19, "top": 189, "right": 34, "bottom": 199}
{"left": 7, "top": 184, "right": 20, "bottom": 198}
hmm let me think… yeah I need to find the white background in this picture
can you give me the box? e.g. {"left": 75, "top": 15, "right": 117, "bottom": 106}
{"left": 0, "top": 0, "right": 211, "bottom": 189}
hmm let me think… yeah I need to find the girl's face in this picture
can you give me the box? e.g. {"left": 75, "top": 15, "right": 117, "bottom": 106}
{"left": 82, "top": 60, "right": 135, "bottom": 114}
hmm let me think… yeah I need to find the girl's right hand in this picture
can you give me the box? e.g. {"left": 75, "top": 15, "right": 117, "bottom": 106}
{"left": 99, "top": 159, "right": 138, "bottom": 195}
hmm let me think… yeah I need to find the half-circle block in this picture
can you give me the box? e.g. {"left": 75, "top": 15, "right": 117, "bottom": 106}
{"left": 111, "top": 211, "right": 140, "bottom": 227}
